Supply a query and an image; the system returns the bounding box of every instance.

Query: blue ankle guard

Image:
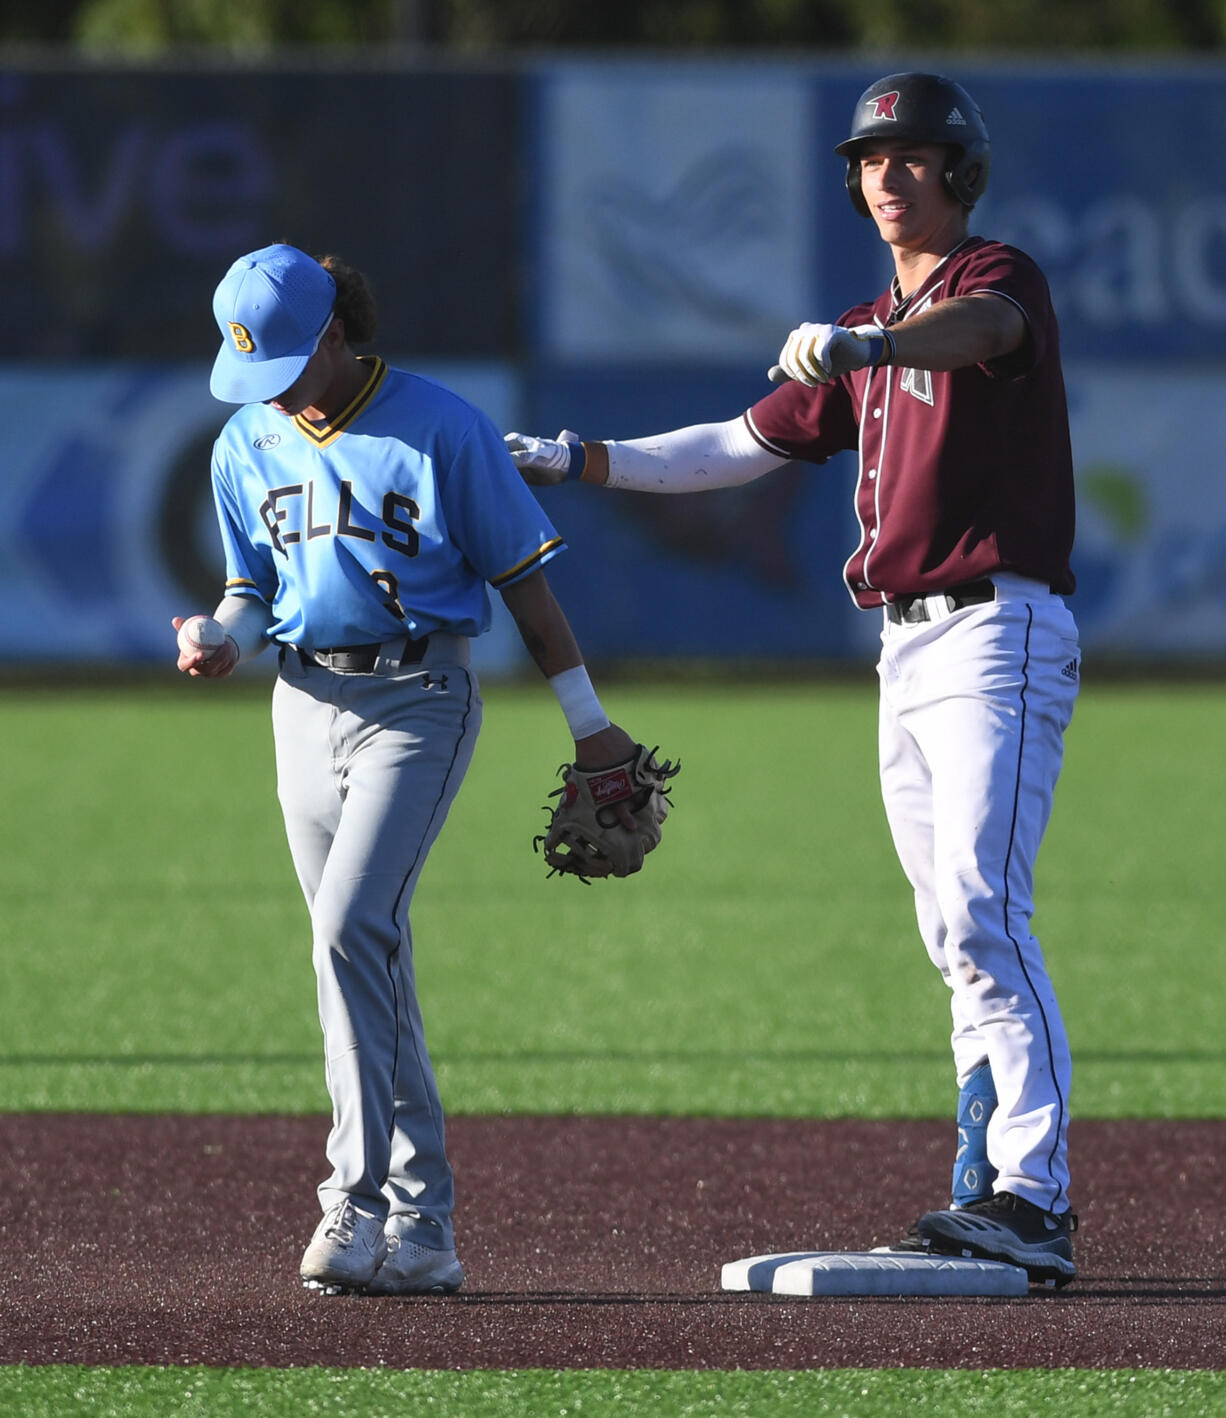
[952,1060,998,1207]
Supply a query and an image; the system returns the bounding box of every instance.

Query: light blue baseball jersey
[211,357,564,648]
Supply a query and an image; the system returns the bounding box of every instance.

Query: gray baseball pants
[272,636,480,1250]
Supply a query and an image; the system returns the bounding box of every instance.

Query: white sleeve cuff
[605,417,787,493]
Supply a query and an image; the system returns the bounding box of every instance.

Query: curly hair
[315,252,378,345]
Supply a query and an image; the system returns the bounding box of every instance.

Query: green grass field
[3,1364,1226,1418]
[2,676,1223,1414]
[2,677,1223,1116]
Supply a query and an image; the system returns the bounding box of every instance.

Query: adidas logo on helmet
[946,106,967,125]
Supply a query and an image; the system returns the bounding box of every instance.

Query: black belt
[298,638,430,673]
[885,579,996,625]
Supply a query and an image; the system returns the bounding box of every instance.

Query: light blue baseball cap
[209,244,337,404]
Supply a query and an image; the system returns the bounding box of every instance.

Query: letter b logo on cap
[228,322,255,353]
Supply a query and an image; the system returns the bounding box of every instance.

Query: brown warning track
[2,1115,1223,1370]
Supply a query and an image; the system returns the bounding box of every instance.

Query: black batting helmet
[836,72,991,217]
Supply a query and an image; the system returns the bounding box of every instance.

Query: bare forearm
[889,293,1027,370]
[500,569,582,677]
[500,568,638,767]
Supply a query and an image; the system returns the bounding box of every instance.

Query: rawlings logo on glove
[534,744,680,882]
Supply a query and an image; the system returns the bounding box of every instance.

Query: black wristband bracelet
[874,328,897,367]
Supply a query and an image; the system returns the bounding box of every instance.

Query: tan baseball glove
[534,744,680,882]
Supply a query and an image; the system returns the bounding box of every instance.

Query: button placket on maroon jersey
[848,366,890,594]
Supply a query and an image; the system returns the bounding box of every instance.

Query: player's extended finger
[503,432,535,462]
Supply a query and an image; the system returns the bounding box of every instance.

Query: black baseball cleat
[916,1191,1077,1287]
[869,1222,930,1255]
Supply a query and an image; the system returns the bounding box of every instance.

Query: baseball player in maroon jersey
[507,72,1082,1286]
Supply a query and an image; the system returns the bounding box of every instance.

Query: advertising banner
[535,61,1226,364]
[531,64,820,363]
[525,60,1226,663]
[0,67,517,360]
[4,59,1226,669]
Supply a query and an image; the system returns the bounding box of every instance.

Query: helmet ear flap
[845,159,871,219]
[949,162,982,208]
[942,151,968,207]
[942,152,990,209]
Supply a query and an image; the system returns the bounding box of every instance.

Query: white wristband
[548,665,611,740]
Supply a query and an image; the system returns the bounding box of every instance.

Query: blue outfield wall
[528,61,1226,368]
[0,66,519,361]
[2,59,1225,670]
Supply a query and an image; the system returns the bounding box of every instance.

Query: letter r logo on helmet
[228,321,255,354]
[871,91,900,121]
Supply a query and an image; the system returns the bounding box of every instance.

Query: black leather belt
[885,579,996,625]
[299,638,430,672]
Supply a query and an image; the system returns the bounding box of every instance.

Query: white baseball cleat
[300,1199,388,1295]
[364,1233,465,1296]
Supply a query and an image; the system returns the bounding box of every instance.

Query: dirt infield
[2,1114,1223,1370]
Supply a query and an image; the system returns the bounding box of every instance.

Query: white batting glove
[503,429,586,486]
[769,323,895,385]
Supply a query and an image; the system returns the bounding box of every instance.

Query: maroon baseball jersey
[745,237,1076,608]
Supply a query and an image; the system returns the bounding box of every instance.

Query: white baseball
[178,615,228,657]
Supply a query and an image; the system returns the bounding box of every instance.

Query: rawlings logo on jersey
[253,434,282,450]
[871,91,900,121]
[228,321,256,353]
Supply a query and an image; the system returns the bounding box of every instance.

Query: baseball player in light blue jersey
[175,243,653,1297]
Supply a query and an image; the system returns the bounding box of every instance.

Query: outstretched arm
[773,293,1027,385]
[505,417,787,491]
[886,293,1027,370]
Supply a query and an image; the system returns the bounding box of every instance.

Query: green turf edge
[3,1056,1224,1116]
[3,1366,1225,1418]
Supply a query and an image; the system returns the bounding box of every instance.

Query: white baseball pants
[877,574,1080,1213]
